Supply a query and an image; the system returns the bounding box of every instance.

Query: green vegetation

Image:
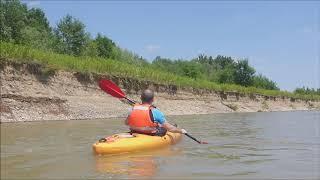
[253,74,279,90]
[152,55,278,90]
[294,87,320,96]
[1,0,319,101]
[53,14,89,56]
[0,0,148,65]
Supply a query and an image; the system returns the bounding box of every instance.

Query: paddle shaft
[185,133,202,144]
[124,97,136,105]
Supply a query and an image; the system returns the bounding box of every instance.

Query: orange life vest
[127,104,158,134]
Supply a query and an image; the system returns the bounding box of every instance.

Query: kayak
[93,132,182,155]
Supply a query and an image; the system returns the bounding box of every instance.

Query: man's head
[141,89,154,104]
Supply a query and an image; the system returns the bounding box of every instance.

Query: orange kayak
[93,132,182,155]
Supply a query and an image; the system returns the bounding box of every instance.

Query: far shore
[1,65,319,123]
[1,110,319,124]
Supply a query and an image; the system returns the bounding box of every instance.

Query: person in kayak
[125,89,187,136]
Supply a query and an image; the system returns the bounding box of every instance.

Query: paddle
[99,79,135,105]
[185,133,208,144]
[98,79,208,144]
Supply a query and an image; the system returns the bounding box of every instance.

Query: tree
[0,1,53,50]
[94,33,116,59]
[0,0,28,43]
[26,8,51,32]
[82,40,98,57]
[20,26,53,50]
[214,55,235,69]
[152,56,176,72]
[234,59,255,86]
[215,68,235,84]
[180,61,201,79]
[20,8,53,50]
[253,74,279,90]
[54,14,89,56]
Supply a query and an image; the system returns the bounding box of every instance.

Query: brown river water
[1,111,320,179]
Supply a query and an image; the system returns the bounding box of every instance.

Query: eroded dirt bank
[1,62,319,122]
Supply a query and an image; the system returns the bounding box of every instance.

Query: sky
[25,0,319,91]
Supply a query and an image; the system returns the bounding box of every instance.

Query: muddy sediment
[1,61,319,123]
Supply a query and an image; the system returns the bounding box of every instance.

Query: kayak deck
[93,132,182,154]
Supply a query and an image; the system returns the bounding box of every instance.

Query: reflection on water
[96,155,157,177]
[1,111,320,179]
[95,149,182,178]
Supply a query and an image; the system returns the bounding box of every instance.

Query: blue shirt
[151,108,166,124]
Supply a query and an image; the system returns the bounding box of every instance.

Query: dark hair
[141,89,154,103]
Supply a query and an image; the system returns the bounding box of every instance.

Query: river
[1,111,319,179]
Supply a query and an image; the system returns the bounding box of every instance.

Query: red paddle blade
[99,79,126,98]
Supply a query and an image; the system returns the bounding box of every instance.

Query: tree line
[152,55,279,90]
[2,0,316,92]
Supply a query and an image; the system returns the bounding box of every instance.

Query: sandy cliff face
[1,62,319,122]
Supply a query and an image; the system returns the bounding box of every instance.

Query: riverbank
[1,62,319,123]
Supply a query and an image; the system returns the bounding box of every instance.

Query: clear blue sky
[26,1,319,91]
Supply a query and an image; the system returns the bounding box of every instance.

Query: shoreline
[1,110,319,124]
[1,63,319,123]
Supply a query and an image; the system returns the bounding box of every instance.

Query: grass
[1,42,319,101]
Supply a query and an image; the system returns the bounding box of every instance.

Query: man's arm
[163,121,187,134]
[152,108,187,134]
